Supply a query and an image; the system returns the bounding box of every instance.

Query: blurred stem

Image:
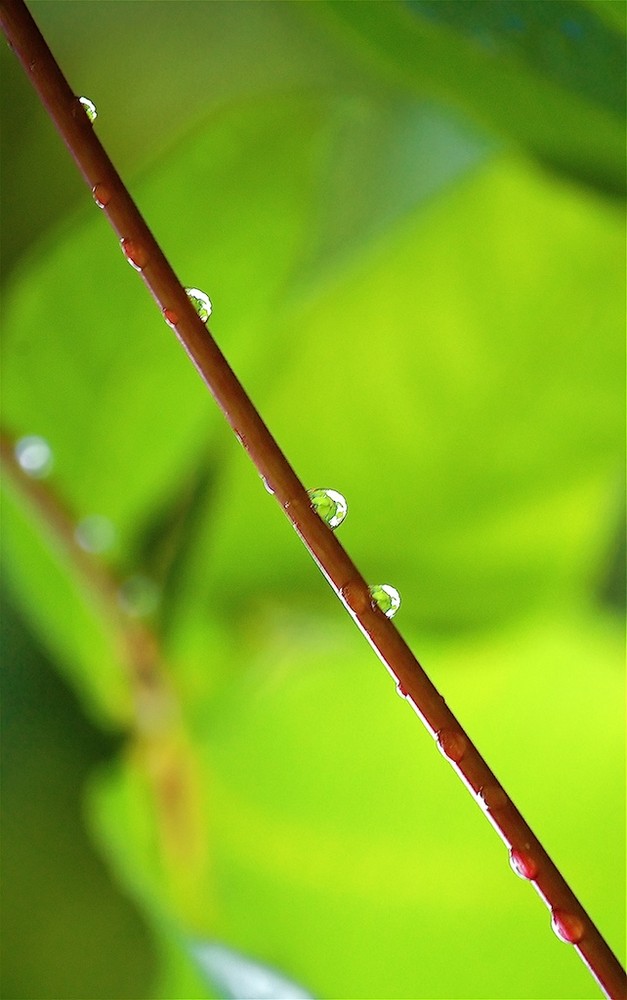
[1,1,624,996]
[0,430,212,924]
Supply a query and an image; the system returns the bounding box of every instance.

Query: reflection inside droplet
[78,96,97,122]
[551,909,585,944]
[185,287,212,322]
[75,514,116,554]
[307,488,348,529]
[121,238,149,272]
[15,435,53,478]
[118,574,160,618]
[369,583,401,618]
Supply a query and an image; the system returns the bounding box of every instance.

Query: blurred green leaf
[315,0,625,194]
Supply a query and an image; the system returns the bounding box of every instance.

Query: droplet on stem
[307,488,348,530]
[121,238,149,272]
[92,183,111,208]
[185,287,212,322]
[369,584,401,618]
[75,514,116,554]
[14,435,53,478]
[479,784,508,811]
[118,574,160,618]
[509,848,538,881]
[340,582,370,615]
[163,308,179,328]
[261,478,275,495]
[78,96,97,123]
[437,729,467,763]
[551,909,585,945]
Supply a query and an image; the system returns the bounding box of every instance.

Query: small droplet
[92,183,111,208]
[479,784,508,811]
[163,308,179,328]
[396,682,408,699]
[340,581,370,615]
[307,488,348,530]
[118,574,160,618]
[509,848,538,881]
[369,584,401,618]
[78,96,97,123]
[15,435,53,478]
[551,909,585,945]
[75,514,116,554]
[121,238,148,272]
[262,477,275,495]
[437,729,467,763]
[185,287,212,322]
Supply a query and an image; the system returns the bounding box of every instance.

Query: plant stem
[1,1,624,996]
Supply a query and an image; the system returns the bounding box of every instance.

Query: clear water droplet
[437,729,467,763]
[163,308,179,328]
[262,477,275,495]
[479,784,508,811]
[92,183,111,208]
[369,584,401,618]
[509,848,538,881]
[118,574,160,618]
[78,96,97,123]
[396,682,408,699]
[551,909,585,944]
[75,514,116,554]
[307,488,348,530]
[15,435,53,478]
[121,238,148,272]
[185,287,212,322]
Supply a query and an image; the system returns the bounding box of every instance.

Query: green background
[1,2,624,998]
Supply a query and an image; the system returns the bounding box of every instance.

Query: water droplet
[185,287,212,322]
[509,848,538,881]
[14,435,53,478]
[396,682,408,699]
[262,477,275,495]
[307,488,348,530]
[78,96,97,123]
[437,729,467,763]
[551,909,585,944]
[479,784,508,811]
[92,183,111,208]
[118,574,160,618]
[163,308,179,328]
[369,584,401,618]
[121,238,148,272]
[75,514,116,554]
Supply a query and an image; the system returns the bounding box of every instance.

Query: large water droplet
[92,183,111,208]
[369,583,401,618]
[118,574,160,618]
[551,909,585,944]
[307,488,348,530]
[75,514,116,554]
[186,287,212,322]
[121,238,148,272]
[509,848,538,881]
[15,435,53,478]
[437,729,467,763]
[78,96,97,123]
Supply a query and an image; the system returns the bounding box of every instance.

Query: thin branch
[1,1,624,996]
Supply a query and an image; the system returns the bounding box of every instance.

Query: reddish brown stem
[1,1,624,996]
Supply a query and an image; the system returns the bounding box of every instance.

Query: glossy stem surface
[1,1,624,996]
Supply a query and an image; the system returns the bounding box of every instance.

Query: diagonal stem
[1,0,624,996]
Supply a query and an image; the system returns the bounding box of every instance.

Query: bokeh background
[1,2,625,998]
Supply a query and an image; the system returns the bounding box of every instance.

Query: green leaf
[314,0,625,194]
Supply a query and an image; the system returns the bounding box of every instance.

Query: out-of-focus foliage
[1,2,624,999]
